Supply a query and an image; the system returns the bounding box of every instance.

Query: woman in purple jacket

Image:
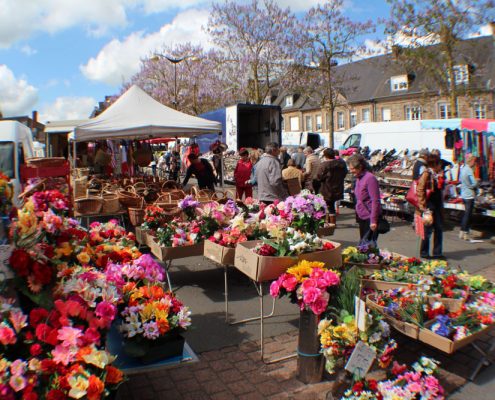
[348,154,382,241]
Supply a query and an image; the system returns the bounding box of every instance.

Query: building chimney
[31,110,38,127]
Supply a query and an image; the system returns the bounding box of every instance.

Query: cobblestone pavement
[117,265,495,400]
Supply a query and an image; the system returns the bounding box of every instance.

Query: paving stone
[200,350,225,361]
[170,367,195,382]
[217,368,244,384]
[227,380,258,396]
[150,375,177,391]
[220,345,238,354]
[130,385,159,400]
[244,369,273,385]
[195,368,218,383]
[181,390,211,400]
[269,392,290,400]
[235,359,259,373]
[200,380,226,395]
[238,392,266,400]
[238,341,259,353]
[210,392,236,400]
[225,350,249,362]
[128,374,150,388]
[257,381,283,396]
[209,359,234,372]
[177,378,202,394]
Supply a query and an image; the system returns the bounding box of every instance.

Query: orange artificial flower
[87,375,104,400]
[156,318,170,335]
[105,365,123,385]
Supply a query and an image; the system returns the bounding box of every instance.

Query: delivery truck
[198,104,282,153]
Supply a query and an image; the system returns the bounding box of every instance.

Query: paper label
[355,296,367,332]
[345,341,376,377]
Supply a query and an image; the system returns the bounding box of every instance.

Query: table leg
[164,260,173,292]
[469,339,495,381]
[224,266,229,323]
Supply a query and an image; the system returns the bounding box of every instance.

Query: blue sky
[0,0,414,123]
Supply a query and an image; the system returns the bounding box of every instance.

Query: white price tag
[345,341,376,378]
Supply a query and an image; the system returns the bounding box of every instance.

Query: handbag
[406,177,432,209]
[377,215,390,234]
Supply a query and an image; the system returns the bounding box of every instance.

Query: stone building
[269,35,495,147]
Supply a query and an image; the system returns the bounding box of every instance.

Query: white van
[341,120,452,162]
[0,121,36,206]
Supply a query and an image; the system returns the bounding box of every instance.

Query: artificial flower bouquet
[140,205,169,232]
[342,357,444,400]
[154,220,202,248]
[255,228,335,257]
[31,189,69,216]
[119,283,191,362]
[208,227,248,248]
[270,260,340,315]
[342,245,386,267]
[177,195,200,220]
[318,310,397,374]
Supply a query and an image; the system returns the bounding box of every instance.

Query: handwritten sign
[355,296,367,332]
[345,341,376,377]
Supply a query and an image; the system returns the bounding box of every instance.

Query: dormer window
[391,75,408,91]
[453,64,469,85]
[285,95,293,107]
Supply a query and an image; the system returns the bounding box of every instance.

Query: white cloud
[0,65,38,116]
[80,8,211,85]
[20,45,37,56]
[468,23,494,38]
[39,96,96,123]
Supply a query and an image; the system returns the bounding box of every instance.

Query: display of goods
[74,196,104,215]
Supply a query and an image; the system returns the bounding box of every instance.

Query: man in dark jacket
[316,148,348,216]
[182,154,217,191]
[412,149,429,180]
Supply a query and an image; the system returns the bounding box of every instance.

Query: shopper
[412,149,429,180]
[317,148,348,216]
[282,159,304,194]
[291,146,306,169]
[459,154,479,241]
[416,154,445,259]
[233,148,253,200]
[255,142,288,205]
[303,146,321,193]
[182,153,216,191]
[348,154,381,242]
[279,146,291,169]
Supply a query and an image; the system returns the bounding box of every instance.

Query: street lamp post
[164,56,185,110]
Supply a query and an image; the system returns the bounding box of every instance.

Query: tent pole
[72,140,76,170]
[219,132,224,188]
[175,136,180,184]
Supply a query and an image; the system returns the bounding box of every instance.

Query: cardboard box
[345,262,384,275]
[203,240,236,266]
[360,279,417,291]
[135,227,148,245]
[234,240,342,282]
[366,294,419,339]
[419,320,495,354]
[148,238,204,261]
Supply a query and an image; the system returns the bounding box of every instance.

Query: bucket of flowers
[119,283,191,363]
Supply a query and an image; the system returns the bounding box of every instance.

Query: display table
[106,324,198,375]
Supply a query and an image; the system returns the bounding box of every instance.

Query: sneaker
[458,230,465,239]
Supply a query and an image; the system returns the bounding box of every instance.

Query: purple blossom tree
[207,0,297,104]
[386,0,495,118]
[126,42,235,115]
[284,0,375,147]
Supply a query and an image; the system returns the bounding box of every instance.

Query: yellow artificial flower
[17,201,37,236]
[55,242,73,258]
[0,359,9,373]
[341,246,358,256]
[76,252,90,265]
[82,348,115,369]
[287,260,326,282]
[68,374,89,399]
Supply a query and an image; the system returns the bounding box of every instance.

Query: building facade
[270,36,495,147]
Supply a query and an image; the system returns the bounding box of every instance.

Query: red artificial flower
[368,380,378,392]
[323,242,335,250]
[391,361,407,376]
[32,261,53,285]
[30,343,43,356]
[105,366,124,385]
[30,308,49,328]
[46,390,67,400]
[35,324,58,346]
[352,381,364,393]
[86,375,104,400]
[9,248,32,277]
[21,385,38,400]
[40,359,57,374]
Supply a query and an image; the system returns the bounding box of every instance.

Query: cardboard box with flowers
[234,228,341,282]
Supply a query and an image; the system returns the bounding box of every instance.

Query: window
[452,65,469,85]
[0,142,15,179]
[289,116,299,131]
[405,105,422,120]
[391,75,408,91]
[382,108,392,122]
[473,103,486,119]
[281,117,285,131]
[438,102,452,119]
[362,108,370,123]
[263,96,271,105]
[285,95,293,107]
[350,111,357,127]
[305,115,313,131]
[343,134,362,149]
[337,112,345,130]
[316,115,322,131]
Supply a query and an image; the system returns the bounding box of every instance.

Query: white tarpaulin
[73,85,222,142]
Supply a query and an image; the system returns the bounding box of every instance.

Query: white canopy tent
[73,85,222,141]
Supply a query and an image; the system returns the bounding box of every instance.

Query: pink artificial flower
[406,382,422,393]
[321,271,340,287]
[281,275,298,292]
[9,311,27,333]
[9,360,26,377]
[301,278,317,291]
[57,326,82,347]
[310,268,325,280]
[0,323,16,346]
[302,286,322,304]
[8,375,26,392]
[51,344,76,366]
[82,327,101,345]
[270,280,281,297]
[95,301,117,323]
[310,296,329,315]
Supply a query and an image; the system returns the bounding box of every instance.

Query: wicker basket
[162,180,181,191]
[73,177,88,199]
[128,198,146,226]
[102,193,120,214]
[74,197,103,215]
[117,189,142,208]
[75,168,90,178]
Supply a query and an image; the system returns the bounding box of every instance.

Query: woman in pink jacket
[234,148,253,200]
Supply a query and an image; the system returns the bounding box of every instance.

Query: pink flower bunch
[209,227,248,248]
[105,254,164,287]
[31,190,69,215]
[270,261,340,315]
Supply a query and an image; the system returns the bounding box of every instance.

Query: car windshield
[344,134,361,149]
[0,142,15,178]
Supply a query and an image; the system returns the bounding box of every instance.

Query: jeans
[421,206,443,257]
[461,198,474,232]
[357,216,379,242]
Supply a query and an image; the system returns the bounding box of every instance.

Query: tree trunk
[328,105,335,148]
[442,28,458,118]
